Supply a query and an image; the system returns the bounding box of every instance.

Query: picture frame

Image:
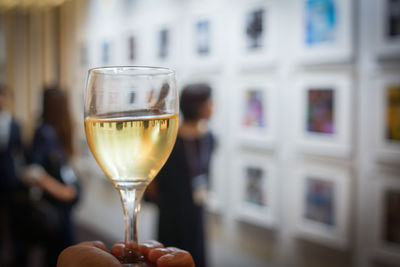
[234,0,278,70]
[182,2,224,72]
[295,0,354,64]
[101,41,111,65]
[158,28,169,61]
[294,162,351,250]
[127,35,136,63]
[150,22,180,69]
[294,73,353,158]
[371,170,400,264]
[233,76,277,150]
[123,28,143,66]
[98,37,121,67]
[233,152,278,228]
[374,0,400,60]
[374,74,400,164]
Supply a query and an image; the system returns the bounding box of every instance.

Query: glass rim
[88,66,175,76]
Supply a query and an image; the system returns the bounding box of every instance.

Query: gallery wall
[24,0,400,266]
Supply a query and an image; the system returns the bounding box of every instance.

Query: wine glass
[84,66,178,266]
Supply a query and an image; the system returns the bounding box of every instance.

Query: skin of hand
[23,164,77,202]
[57,240,195,267]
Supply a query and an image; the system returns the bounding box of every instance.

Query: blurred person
[153,84,215,267]
[0,85,23,266]
[57,240,194,267]
[22,86,80,267]
[0,85,22,194]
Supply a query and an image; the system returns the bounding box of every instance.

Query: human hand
[111,240,194,267]
[57,240,195,267]
[22,164,46,186]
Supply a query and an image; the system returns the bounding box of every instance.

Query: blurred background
[0,0,400,267]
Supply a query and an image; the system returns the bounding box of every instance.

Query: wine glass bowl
[84,66,178,265]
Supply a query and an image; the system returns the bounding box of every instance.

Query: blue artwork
[159,29,169,59]
[304,177,335,226]
[305,0,337,45]
[196,20,210,55]
[102,42,110,64]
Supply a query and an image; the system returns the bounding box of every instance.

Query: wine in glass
[84,66,178,266]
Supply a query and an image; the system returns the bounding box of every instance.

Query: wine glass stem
[117,183,147,263]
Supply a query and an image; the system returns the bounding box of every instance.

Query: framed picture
[123,27,147,66]
[372,170,400,264]
[233,153,278,228]
[294,162,351,249]
[196,20,210,55]
[182,3,224,72]
[158,28,169,60]
[295,0,353,64]
[99,38,121,66]
[233,77,277,149]
[294,73,353,158]
[235,0,277,69]
[152,23,180,68]
[128,35,136,62]
[137,12,180,68]
[375,0,400,59]
[374,74,400,164]
[102,41,111,65]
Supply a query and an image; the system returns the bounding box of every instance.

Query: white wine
[84,112,178,188]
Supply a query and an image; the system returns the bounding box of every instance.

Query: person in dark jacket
[0,85,22,195]
[0,85,24,266]
[23,86,80,267]
[155,83,214,267]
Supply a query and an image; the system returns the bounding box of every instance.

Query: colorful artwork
[244,166,266,207]
[386,86,400,141]
[306,88,335,134]
[159,28,169,59]
[242,89,265,128]
[196,20,210,55]
[383,190,400,244]
[246,9,265,50]
[128,36,135,61]
[305,0,337,45]
[304,177,335,226]
[387,0,400,38]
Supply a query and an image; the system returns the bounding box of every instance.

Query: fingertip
[148,248,170,263]
[156,249,195,267]
[111,243,125,258]
[139,240,164,259]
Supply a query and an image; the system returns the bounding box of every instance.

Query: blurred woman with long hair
[24,86,80,267]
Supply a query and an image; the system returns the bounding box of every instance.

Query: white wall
[61,0,400,266]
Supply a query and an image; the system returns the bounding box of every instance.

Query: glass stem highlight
[117,184,147,263]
